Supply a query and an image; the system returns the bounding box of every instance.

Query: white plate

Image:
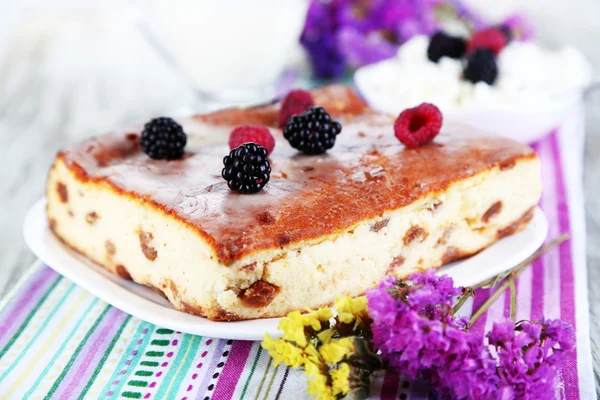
[24,198,547,340]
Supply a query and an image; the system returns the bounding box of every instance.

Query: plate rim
[24,197,548,340]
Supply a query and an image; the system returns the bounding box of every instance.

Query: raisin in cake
[46,86,541,321]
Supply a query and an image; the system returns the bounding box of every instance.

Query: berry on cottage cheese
[360,35,591,112]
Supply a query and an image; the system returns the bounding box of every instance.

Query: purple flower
[336,27,397,67]
[300,0,346,78]
[431,328,499,399]
[487,319,576,399]
[367,271,499,399]
[300,0,489,77]
[301,32,346,79]
[367,271,575,399]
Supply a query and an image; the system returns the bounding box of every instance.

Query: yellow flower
[304,343,322,366]
[335,296,368,323]
[314,307,334,322]
[305,365,334,400]
[302,313,323,331]
[279,312,308,347]
[317,328,334,344]
[319,337,354,364]
[301,308,332,330]
[262,333,276,351]
[303,359,322,378]
[331,362,351,396]
[261,334,305,368]
[278,308,334,347]
[305,360,350,400]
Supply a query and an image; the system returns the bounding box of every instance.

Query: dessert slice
[46,85,541,321]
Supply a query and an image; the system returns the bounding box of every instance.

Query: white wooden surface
[0,9,598,393]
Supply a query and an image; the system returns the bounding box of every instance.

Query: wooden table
[0,24,598,394]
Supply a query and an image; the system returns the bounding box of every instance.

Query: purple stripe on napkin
[551,132,579,400]
[0,267,57,348]
[55,307,129,399]
[212,340,253,400]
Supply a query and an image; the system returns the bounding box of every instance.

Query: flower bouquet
[261,235,574,399]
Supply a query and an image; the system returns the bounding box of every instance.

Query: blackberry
[283,107,342,155]
[222,143,271,194]
[463,48,498,85]
[427,31,466,63]
[139,117,187,160]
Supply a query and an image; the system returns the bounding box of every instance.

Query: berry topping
[229,125,275,155]
[467,28,507,55]
[394,103,442,148]
[427,31,466,63]
[279,89,314,127]
[283,106,342,155]
[463,48,498,85]
[222,143,271,194]
[139,117,187,160]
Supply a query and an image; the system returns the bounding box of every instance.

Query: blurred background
[0,0,598,382]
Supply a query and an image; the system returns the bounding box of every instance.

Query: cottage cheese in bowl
[355,35,592,142]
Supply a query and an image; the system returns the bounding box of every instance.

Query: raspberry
[139,117,187,160]
[427,31,466,63]
[229,125,275,155]
[463,48,498,85]
[279,89,314,127]
[283,107,342,155]
[467,28,507,55]
[394,103,443,148]
[222,143,271,194]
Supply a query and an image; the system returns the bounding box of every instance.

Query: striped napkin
[0,105,595,399]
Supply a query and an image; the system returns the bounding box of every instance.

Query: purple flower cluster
[300,1,535,79]
[367,271,576,399]
[301,0,440,78]
[488,319,576,399]
[301,1,346,79]
[367,271,498,398]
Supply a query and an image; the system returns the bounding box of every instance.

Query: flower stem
[452,287,473,315]
[469,234,569,326]
[509,274,517,320]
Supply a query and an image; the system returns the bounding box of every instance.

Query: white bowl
[143,0,309,104]
[354,58,587,144]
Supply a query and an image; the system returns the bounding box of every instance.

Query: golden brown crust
[441,246,462,265]
[51,85,538,266]
[193,84,369,127]
[497,207,535,239]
